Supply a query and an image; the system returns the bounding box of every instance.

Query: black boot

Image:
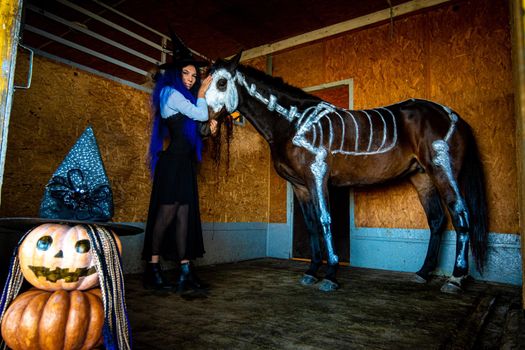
[176,262,209,293]
[143,263,173,290]
[188,262,210,289]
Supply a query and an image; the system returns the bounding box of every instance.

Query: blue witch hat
[0,126,141,235]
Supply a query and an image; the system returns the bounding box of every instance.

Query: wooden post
[0,0,23,205]
[511,0,525,309]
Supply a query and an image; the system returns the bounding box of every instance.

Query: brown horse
[205,52,488,293]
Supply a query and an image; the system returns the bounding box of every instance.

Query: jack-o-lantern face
[18,223,122,291]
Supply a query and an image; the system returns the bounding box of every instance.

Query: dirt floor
[125,259,524,350]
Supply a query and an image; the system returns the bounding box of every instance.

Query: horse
[205,52,488,293]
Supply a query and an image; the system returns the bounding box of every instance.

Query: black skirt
[142,116,205,261]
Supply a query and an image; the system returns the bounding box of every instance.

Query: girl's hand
[198,76,213,98]
[209,119,218,135]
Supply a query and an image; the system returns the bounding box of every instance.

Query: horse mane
[236,64,322,104]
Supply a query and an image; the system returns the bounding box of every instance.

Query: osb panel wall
[270,0,516,233]
[1,52,274,224]
[427,0,516,233]
[199,56,272,222]
[0,54,152,222]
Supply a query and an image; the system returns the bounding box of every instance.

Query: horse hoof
[440,276,467,294]
[318,279,339,292]
[300,274,318,286]
[412,273,428,284]
[440,282,463,294]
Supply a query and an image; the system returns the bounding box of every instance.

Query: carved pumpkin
[18,223,122,291]
[1,288,104,350]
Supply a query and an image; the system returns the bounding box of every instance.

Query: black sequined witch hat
[158,31,209,71]
[0,126,142,235]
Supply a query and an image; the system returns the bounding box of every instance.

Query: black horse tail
[461,129,488,273]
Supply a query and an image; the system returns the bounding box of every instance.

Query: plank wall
[0,54,272,224]
[0,55,152,222]
[0,0,516,237]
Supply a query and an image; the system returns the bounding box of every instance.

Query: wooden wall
[0,55,152,222]
[269,0,517,234]
[0,0,516,237]
[0,54,273,224]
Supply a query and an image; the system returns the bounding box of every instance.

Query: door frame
[511,0,525,308]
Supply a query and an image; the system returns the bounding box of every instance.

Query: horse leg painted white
[292,110,340,291]
[307,149,340,292]
[431,140,471,293]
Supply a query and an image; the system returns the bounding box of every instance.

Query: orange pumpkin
[1,288,104,350]
[18,223,122,291]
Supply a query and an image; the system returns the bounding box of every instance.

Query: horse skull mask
[206,52,242,114]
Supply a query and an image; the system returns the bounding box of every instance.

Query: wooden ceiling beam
[238,0,453,61]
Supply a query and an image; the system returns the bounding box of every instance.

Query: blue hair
[148,67,203,175]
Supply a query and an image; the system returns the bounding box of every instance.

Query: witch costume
[141,33,211,292]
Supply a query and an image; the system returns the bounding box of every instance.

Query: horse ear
[228,50,243,71]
